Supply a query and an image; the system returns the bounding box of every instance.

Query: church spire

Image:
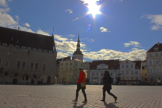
[77,34,80,49]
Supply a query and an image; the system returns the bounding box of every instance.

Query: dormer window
[154,47,158,51]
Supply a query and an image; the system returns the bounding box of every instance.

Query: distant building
[141,60,147,84]
[146,42,162,85]
[89,60,120,85]
[119,60,142,85]
[0,27,57,84]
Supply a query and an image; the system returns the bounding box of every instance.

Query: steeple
[52,33,56,51]
[77,34,80,49]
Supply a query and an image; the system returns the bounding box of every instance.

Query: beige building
[58,59,83,84]
[147,42,162,85]
[0,27,57,84]
[141,60,147,84]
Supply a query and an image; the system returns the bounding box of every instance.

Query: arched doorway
[47,76,51,84]
[13,79,17,84]
[150,78,154,85]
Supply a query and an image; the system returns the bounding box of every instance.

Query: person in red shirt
[72,67,87,103]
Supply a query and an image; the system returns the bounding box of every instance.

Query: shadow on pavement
[73,103,86,108]
[104,102,119,108]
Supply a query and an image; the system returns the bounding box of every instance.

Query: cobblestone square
[0,85,162,108]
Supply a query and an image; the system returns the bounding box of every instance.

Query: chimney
[158,42,160,46]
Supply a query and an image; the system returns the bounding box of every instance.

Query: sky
[0,0,162,62]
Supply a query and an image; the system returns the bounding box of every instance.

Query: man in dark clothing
[101,71,117,102]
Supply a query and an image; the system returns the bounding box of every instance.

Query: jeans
[103,88,116,100]
[75,83,87,101]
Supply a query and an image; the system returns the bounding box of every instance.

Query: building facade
[0,27,57,84]
[147,42,162,85]
[119,60,142,85]
[141,60,147,84]
[89,60,120,85]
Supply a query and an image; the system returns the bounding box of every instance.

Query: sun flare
[83,0,101,18]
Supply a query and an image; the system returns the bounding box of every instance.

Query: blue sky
[0,0,162,62]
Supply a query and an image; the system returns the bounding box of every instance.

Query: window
[43,64,46,71]
[96,73,98,76]
[126,65,128,68]
[101,73,103,76]
[155,53,158,56]
[66,63,68,66]
[70,63,72,65]
[157,68,159,73]
[149,61,152,65]
[92,73,94,76]
[122,65,124,68]
[35,63,38,70]
[5,61,8,67]
[126,77,129,80]
[154,47,158,51]
[149,54,151,57]
[131,65,133,68]
[131,71,133,75]
[135,71,138,74]
[156,61,159,65]
[150,68,152,73]
[122,71,124,75]
[131,76,133,80]
[30,63,34,70]
[111,73,113,76]
[17,61,20,69]
[61,63,63,66]
[126,71,129,75]
[157,77,160,82]
[160,53,162,56]
[22,62,25,69]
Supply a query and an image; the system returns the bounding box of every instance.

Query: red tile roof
[147,43,162,52]
[0,26,55,51]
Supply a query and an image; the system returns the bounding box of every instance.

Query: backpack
[109,77,113,84]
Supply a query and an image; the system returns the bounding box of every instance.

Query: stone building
[119,60,142,85]
[0,27,57,84]
[141,60,147,84]
[89,60,120,85]
[147,42,162,85]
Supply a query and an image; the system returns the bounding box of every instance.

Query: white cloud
[0,13,17,26]
[83,48,146,61]
[0,0,7,7]
[124,41,141,47]
[65,9,73,14]
[24,23,30,27]
[69,34,75,37]
[0,8,9,13]
[37,29,50,36]
[143,14,162,30]
[15,15,19,21]
[100,27,110,32]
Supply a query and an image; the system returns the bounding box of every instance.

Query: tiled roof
[147,43,162,52]
[89,60,120,69]
[0,26,55,51]
[132,61,141,69]
[73,49,83,55]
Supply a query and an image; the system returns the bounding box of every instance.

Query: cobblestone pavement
[0,85,162,108]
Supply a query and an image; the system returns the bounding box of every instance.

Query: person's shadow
[73,103,86,108]
[104,102,119,108]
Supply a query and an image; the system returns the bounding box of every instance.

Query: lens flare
[82,0,102,18]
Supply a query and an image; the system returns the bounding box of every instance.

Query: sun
[87,4,101,18]
[83,0,101,18]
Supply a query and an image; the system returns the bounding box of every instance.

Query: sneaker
[100,99,105,102]
[82,100,87,103]
[72,99,77,103]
